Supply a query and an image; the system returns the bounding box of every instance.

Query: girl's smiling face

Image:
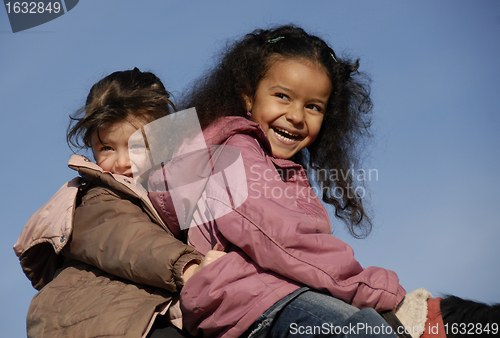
[245,58,332,159]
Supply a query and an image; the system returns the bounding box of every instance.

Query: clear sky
[1,1,500,336]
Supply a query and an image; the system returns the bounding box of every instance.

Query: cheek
[95,158,106,169]
[250,97,273,120]
[308,116,324,141]
[250,109,269,130]
[130,151,150,174]
[95,154,112,170]
[92,152,102,165]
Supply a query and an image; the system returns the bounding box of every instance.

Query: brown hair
[67,68,175,151]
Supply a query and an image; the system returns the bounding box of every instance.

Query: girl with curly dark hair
[149,25,405,338]
[183,25,374,237]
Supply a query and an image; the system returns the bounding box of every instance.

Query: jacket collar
[69,154,143,195]
[204,117,305,171]
[68,154,168,230]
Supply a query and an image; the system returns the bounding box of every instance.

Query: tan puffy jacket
[14,155,201,338]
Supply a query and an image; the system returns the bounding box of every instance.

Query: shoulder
[14,177,81,258]
[204,117,271,150]
[226,133,265,154]
[14,177,81,289]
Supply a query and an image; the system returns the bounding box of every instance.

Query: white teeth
[276,133,294,142]
[275,127,299,138]
[274,127,299,142]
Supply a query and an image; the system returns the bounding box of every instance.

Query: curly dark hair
[181,25,373,237]
[67,67,175,151]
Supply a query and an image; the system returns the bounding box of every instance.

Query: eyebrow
[270,85,295,96]
[95,136,109,146]
[93,131,107,147]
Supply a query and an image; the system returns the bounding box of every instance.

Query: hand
[196,245,226,271]
[182,244,226,283]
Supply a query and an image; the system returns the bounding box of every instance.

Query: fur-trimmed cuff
[395,288,433,338]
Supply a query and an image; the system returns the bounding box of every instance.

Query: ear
[242,94,253,112]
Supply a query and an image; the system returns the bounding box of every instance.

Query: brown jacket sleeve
[64,184,201,292]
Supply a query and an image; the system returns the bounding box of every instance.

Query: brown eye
[307,104,322,113]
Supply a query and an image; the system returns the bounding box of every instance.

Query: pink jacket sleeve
[202,133,405,311]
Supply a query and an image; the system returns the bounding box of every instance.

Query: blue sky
[1,1,500,336]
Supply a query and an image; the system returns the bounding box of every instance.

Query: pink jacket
[149,117,406,338]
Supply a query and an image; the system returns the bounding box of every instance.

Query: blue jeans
[245,288,396,338]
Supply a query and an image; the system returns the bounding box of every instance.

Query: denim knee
[343,308,396,337]
[268,291,396,337]
[286,290,358,324]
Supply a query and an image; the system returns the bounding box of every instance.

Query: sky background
[1,1,500,336]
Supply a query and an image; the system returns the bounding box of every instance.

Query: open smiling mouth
[272,127,301,142]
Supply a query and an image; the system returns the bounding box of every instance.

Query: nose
[115,151,131,173]
[285,104,305,126]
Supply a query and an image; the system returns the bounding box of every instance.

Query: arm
[204,134,405,311]
[65,184,201,292]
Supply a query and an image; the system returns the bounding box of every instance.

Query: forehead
[261,58,332,96]
[267,55,329,73]
[92,116,147,144]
